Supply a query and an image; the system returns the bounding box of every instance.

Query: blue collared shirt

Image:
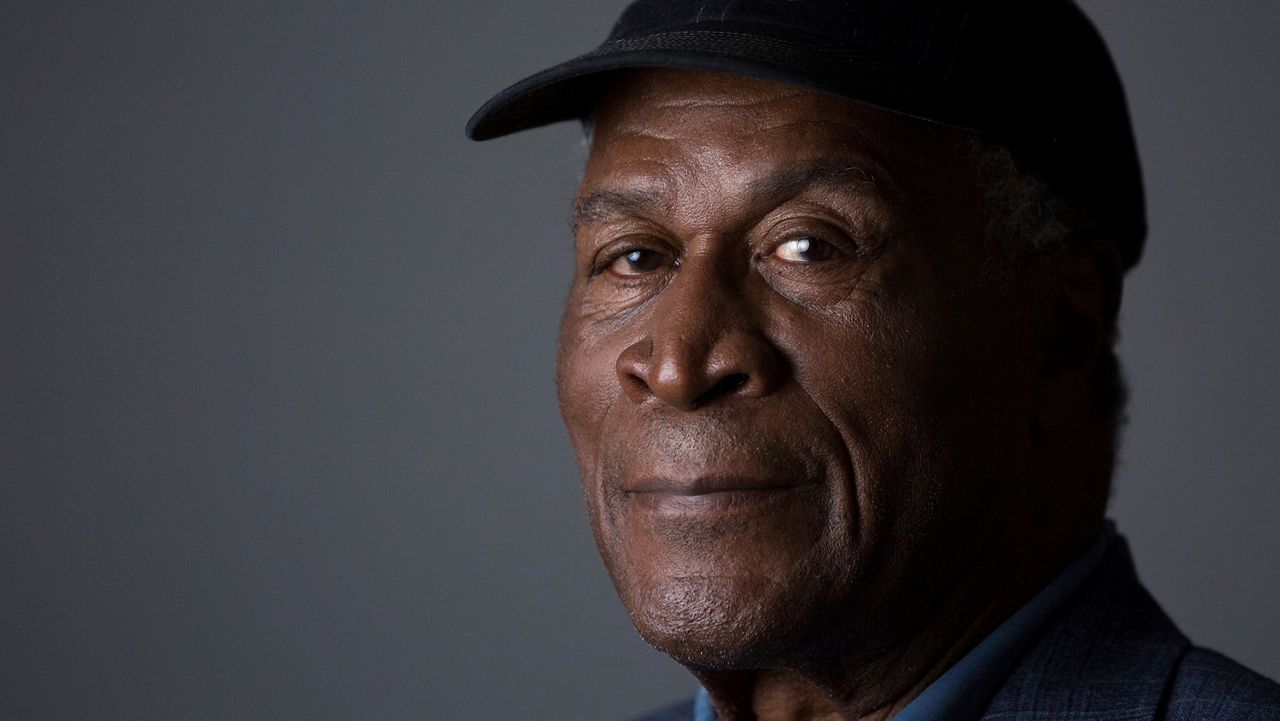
[693,526,1112,721]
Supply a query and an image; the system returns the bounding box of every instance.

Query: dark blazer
[634,536,1280,720]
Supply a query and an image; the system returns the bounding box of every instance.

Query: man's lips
[624,474,799,496]
[622,474,810,516]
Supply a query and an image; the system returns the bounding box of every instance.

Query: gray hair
[970,141,1097,261]
[970,139,1128,477]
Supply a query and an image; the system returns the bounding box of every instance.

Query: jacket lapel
[981,536,1190,721]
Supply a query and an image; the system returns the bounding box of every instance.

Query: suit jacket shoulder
[981,535,1280,720]
[1165,647,1280,720]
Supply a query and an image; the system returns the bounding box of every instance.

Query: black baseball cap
[466,0,1146,268]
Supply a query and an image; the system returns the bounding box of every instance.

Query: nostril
[619,368,652,402]
[693,373,750,407]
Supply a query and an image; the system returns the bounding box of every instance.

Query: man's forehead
[578,69,966,215]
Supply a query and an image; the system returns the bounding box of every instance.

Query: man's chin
[620,574,822,671]
[596,484,850,668]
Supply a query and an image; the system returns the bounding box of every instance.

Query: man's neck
[690,524,1102,721]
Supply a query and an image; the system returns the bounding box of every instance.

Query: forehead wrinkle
[593,124,689,146]
[613,112,900,187]
[755,115,889,147]
[647,87,813,112]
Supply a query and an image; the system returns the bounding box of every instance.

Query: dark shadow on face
[556,68,1068,672]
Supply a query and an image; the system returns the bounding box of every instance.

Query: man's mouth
[623,474,808,516]
[625,474,799,495]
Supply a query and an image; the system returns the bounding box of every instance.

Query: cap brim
[466,32,946,141]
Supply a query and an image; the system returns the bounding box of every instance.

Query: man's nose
[614,261,785,410]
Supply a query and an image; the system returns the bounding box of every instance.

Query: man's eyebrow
[747,162,886,202]
[571,188,671,234]
[570,162,888,234]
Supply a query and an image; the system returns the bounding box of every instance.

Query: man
[467,1,1280,719]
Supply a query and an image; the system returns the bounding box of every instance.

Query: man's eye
[772,236,843,263]
[609,248,667,275]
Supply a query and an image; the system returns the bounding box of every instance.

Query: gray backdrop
[2,2,1277,720]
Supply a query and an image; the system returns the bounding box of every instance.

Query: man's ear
[1038,236,1124,380]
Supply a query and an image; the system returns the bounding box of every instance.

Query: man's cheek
[557,343,607,433]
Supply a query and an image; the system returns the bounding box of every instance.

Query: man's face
[557,69,1050,669]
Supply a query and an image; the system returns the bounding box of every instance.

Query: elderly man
[468,1,1280,719]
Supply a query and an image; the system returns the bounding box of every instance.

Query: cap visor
[466,32,938,140]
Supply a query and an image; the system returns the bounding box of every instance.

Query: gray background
[2,2,1276,720]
